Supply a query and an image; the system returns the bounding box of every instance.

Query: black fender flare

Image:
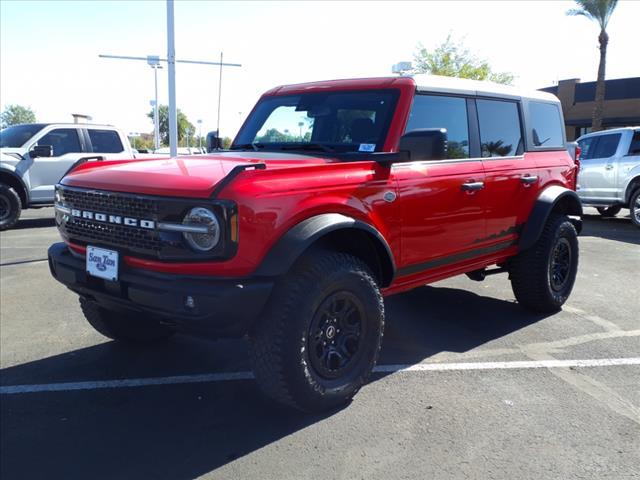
[255,213,396,287]
[0,167,30,206]
[519,185,583,252]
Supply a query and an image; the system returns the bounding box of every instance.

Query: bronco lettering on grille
[70,209,155,230]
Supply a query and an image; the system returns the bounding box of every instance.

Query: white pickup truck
[0,123,137,230]
[577,127,640,227]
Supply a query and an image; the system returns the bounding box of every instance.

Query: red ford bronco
[48,75,582,411]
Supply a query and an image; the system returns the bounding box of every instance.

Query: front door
[394,93,487,279]
[27,127,86,202]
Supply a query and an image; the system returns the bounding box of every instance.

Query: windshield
[232,90,399,154]
[0,124,47,148]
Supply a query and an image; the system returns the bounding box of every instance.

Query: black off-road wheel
[79,297,175,342]
[0,183,22,231]
[596,205,622,217]
[249,251,384,412]
[630,189,640,228]
[509,214,579,313]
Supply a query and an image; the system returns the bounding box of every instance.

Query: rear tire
[79,297,175,342]
[630,189,640,228]
[596,205,622,217]
[0,183,22,231]
[509,214,579,313]
[249,250,384,412]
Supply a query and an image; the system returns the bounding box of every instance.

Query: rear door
[394,94,487,279]
[480,99,560,245]
[27,127,87,202]
[577,133,622,202]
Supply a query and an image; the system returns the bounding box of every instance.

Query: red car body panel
[58,76,577,297]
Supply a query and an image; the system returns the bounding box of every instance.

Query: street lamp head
[147,55,161,67]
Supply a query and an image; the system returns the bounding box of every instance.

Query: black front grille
[58,187,164,258]
[56,186,237,261]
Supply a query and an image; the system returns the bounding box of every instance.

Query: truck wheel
[0,183,22,231]
[630,189,640,228]
[79,297,175,342]
[250,251,384,412]
[596,205,622,217]
[509,214,579,313]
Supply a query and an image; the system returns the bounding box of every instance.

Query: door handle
[605,164,614,170]
[461,181,485,192]
[520,175,539,185]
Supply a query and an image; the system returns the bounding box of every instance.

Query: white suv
[577,127,640,227]
[0,123,136,230]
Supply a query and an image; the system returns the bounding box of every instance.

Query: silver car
[577,127,640,227]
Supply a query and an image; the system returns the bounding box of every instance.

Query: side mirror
[30,145,53,158]
[398,128,448,161]
[206,131,222,152]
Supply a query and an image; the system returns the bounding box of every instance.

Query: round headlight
[182,207,220,252]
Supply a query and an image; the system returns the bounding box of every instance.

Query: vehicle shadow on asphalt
[10,216,56,230]
[0,286,548,479]
[580,213,639,245]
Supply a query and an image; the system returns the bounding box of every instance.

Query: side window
[88,129,124,153]
[592,134,621,158]
[577,136,598,160]
[36,129,81,156]
[477,99,522,157]
[405,95,469,159]
[628,131,640,155]
[529,102,564,147]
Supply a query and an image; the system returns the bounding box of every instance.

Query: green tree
[413,35,514,85]
[1,104,37,128]
[567,0,619,132]
[147,105,194,146]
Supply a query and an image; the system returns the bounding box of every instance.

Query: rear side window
[36,128,81,156]
[405,95,469,159]
[529,102,564,148]
[477,99,522,157]
[88,129,124,153]
[628,131,640,155]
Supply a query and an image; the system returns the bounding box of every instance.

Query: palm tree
[567,0,619,132]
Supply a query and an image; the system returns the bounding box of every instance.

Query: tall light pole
[147,56,162,150]
[166,0,178,157]
[197,119,202,150]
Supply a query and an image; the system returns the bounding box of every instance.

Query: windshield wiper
[229,143,264,151]
[278,143,335,153]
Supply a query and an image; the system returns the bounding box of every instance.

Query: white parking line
[2,357,639,395]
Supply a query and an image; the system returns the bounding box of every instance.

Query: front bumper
[48,242,273,338]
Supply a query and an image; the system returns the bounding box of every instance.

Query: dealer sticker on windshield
[86,246,119,282]
[358,143,376,152]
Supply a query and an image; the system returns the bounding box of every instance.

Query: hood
[60,151,333,198]
[0,148,27,166]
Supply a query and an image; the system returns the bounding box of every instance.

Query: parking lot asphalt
[1,207,638,480]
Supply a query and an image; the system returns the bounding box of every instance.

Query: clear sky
[1,0,637,140]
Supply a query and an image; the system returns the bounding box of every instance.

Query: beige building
[541,77,640,141]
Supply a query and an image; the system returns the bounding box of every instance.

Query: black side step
[466,267,508,282]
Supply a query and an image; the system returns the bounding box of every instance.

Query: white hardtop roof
[411,74,559,103]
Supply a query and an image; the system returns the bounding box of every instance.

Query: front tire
[630,189,640,228]
[509,215,579,313]
[596,205,622,218]
[0,183,22,231]
[249,251,384,412]
[79,298,175,342]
